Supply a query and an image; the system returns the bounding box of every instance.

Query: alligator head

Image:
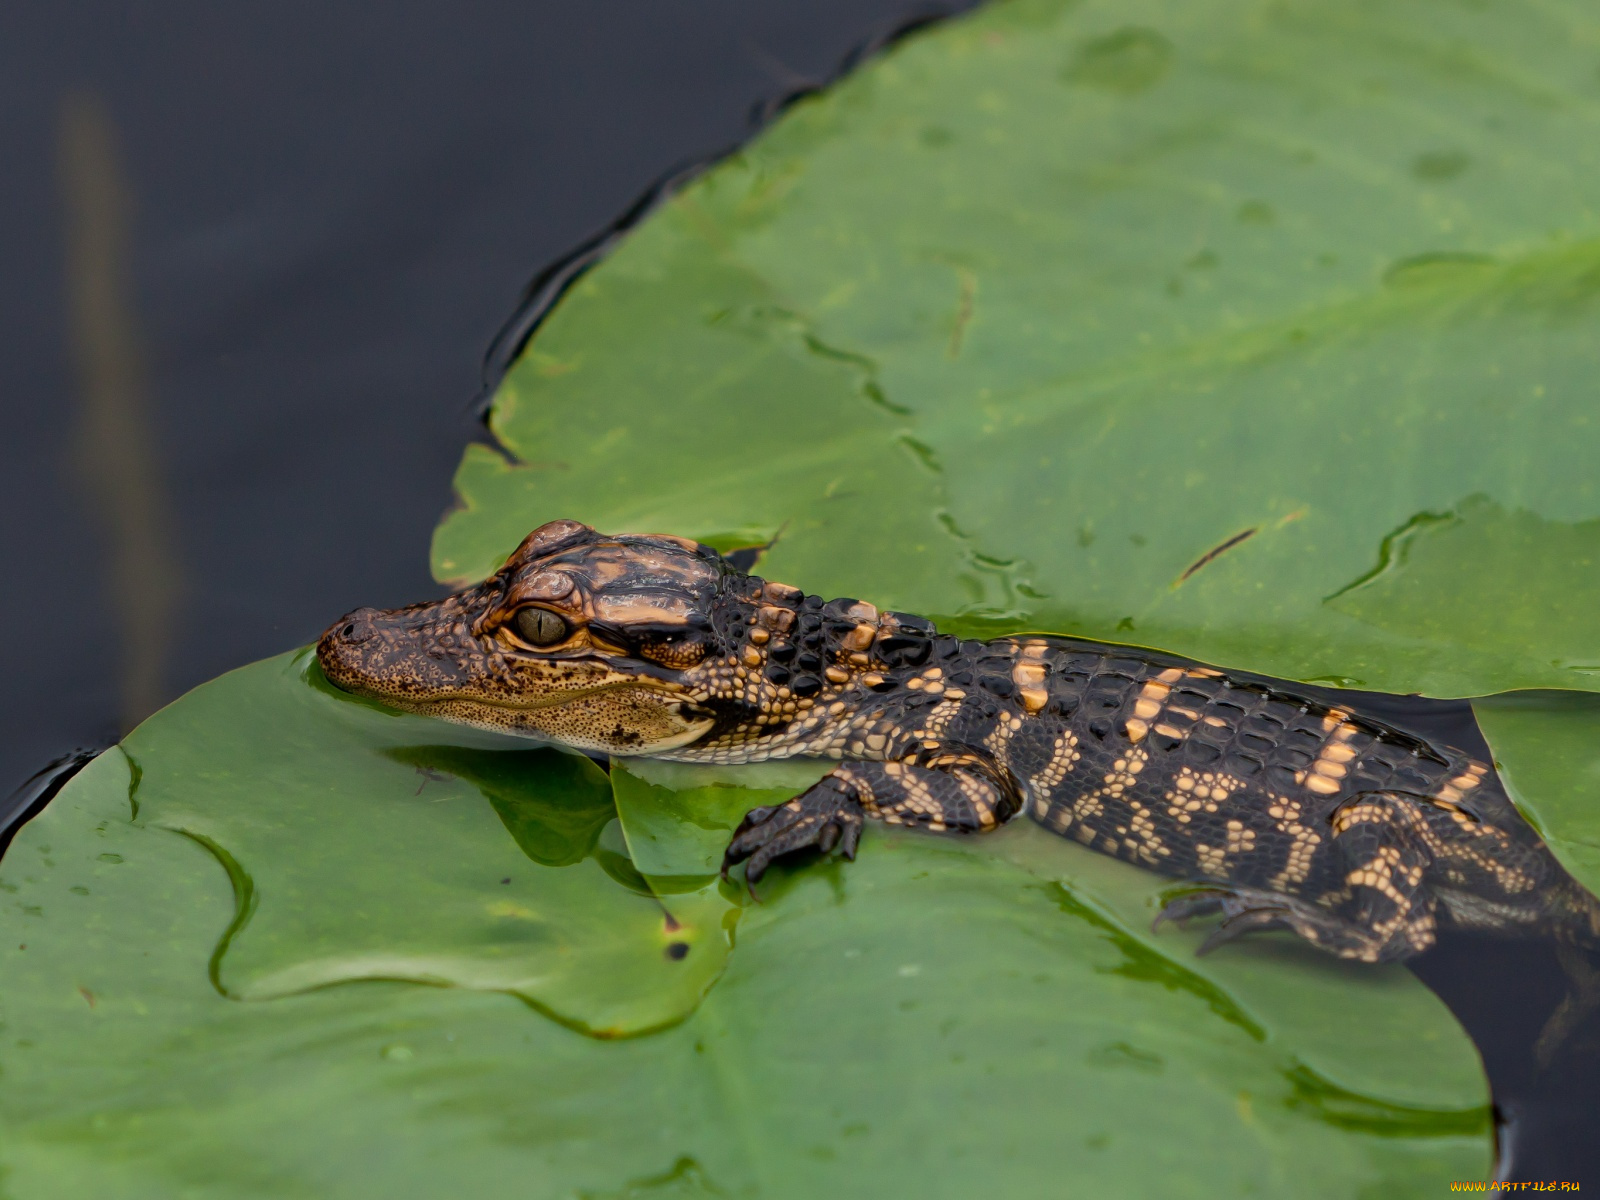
[316,520,740,754]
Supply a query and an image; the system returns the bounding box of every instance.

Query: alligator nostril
[341,623,356,638]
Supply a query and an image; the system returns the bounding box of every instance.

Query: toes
[742,819,824,883]
[719,788,864,883]
[837,815,862,861]
[730,804,781,839]
[1196,906,1290,956]
[1152,889,1230,931]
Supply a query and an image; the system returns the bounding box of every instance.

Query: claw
[1197,906,1290,956]
[1153,886,1291,956]
[1151,889,1229,933]
[719,780,865,886]
[837,817,861,861]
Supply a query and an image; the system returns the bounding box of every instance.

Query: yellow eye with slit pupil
[515,608,569,646]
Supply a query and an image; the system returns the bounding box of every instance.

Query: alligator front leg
[721,756,1019,884]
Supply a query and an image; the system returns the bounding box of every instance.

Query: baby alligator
[317,520,1600,963]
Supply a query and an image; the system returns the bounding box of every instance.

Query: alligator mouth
[431,677,689,713]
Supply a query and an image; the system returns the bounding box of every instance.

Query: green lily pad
[612,758,832,881]
[1474,691,1600,896]
[119,651,727,1035]
[436,0,1600,696]
[0,698,1488,1196]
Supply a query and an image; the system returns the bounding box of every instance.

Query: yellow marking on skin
[757,605,796,632]
[1321,708,1352,732]
[842,624,876,652]
[1321,743,1358,763]
[1224,820,1256,855]
[1202,715,1227,727]
[1014,661,1047,687]
[1305,775,1341,795]
[1311,760,1347,779]
[859,672,885,689]
[1156,668,1184,684]
[1125,718,1149,742]
[1168,706,1200,720]
[1195,844,1227,874]
[1134,699,1162,719]
[1164,768,1241,820]
[1153,722,1184,740]
[1267,807,1322,891]
[916,697,963,741]
[1019,685,1048,714]
[741,646,763,667]
[748,627,770,646]
[1436,784,1463,803]
[1187,668,1223,679]
[1431,799,1479,831]
[1030,730,1082,793]
[906,677,925,690]
[845,601,879,623]
[1449,773,1482,791]
[848,652,871,667]
[1021,641,1049,660]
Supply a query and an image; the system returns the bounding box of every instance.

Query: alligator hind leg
[1155,792,1439,963]
[721,756,1018,884]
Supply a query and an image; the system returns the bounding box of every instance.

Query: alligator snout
[316,599,483,700]
[316,607,384,694]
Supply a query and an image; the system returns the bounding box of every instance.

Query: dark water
[0,0,968,793]
[1,1,1593,1187]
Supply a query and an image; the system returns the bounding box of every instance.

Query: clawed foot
[1153,887,1295,956]
[720,777,865,886]
[1152,883,1424,962]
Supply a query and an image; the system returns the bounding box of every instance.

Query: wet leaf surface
[0,675,1487,1196]
[436,0,1600,696]
[1475,692,1600,895]
[120,652,725,1035]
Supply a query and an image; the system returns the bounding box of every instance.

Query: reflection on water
[57,93,182,734]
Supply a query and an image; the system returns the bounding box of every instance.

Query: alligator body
[317,520,1600,963]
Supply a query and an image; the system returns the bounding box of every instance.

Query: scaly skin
[317,520,1600,963]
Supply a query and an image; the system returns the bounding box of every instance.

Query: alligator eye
[514,607,569,646]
